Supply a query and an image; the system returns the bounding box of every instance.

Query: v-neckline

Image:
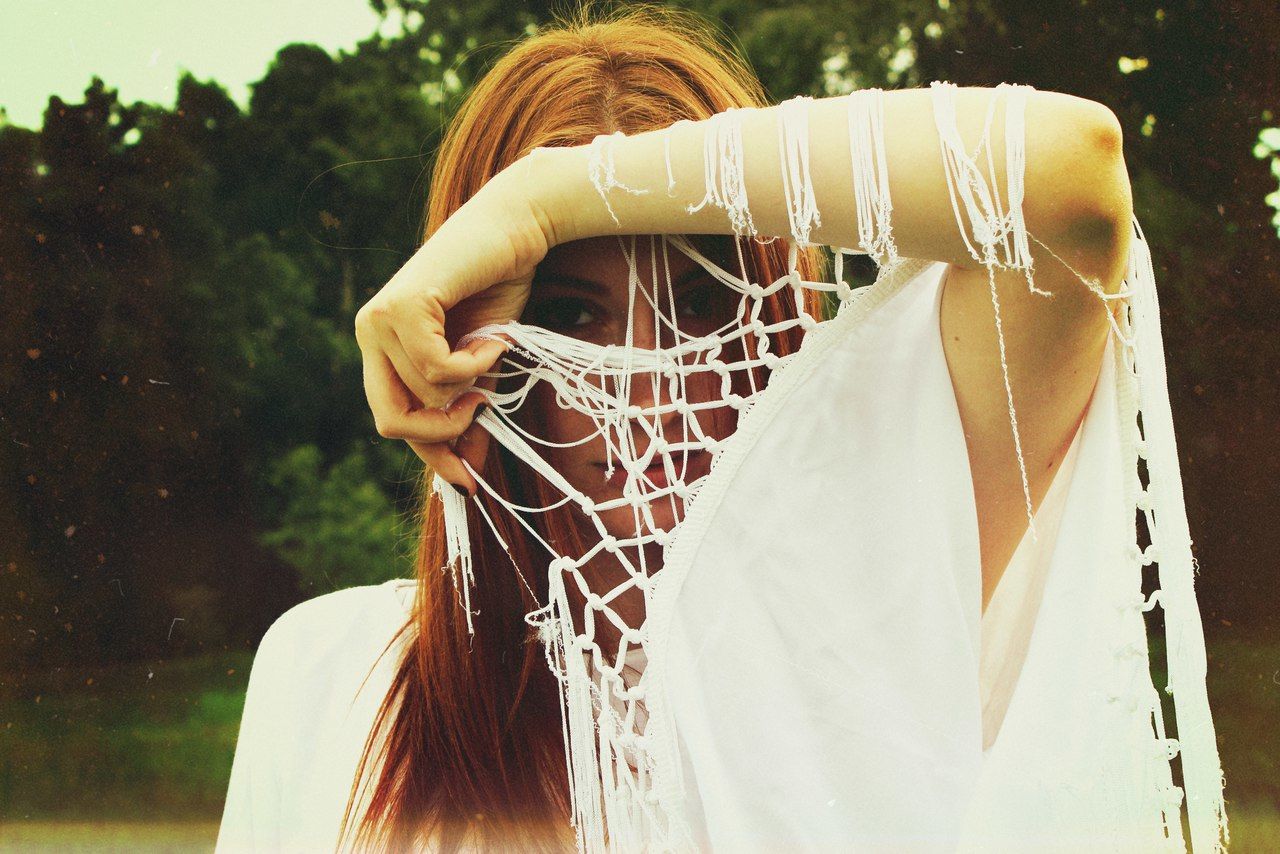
[978,417,1084,622]
[977,400,1087,757]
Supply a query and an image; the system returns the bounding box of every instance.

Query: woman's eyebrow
[532,266,709,294]
[531,272,608,295]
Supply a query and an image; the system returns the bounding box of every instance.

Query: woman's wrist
[502,144,603,249]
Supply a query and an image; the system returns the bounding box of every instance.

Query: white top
[645,258,1174,851]
[215,578,416,854]
[217,259,1170,852]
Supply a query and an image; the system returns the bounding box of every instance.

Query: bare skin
[353,87,1133,610]
[521,235,739,541]
[942,243,1125,615]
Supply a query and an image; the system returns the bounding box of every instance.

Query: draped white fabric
[215,579,416,854]
[651,259,987,851]
[646,257,1184,851]
[217,81,1229,853]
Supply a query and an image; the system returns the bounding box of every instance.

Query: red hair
[340,3,826,850]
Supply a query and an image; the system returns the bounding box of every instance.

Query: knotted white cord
[427,82,1227,853]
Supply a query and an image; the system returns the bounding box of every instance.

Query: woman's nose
[620,293,685,435]
[625,368,681,459]
[624,354,681,439]
[627,298,660,351]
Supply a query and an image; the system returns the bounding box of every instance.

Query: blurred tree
[0,0,1275,675]
[256,442,410,595]
[0,78,244,667]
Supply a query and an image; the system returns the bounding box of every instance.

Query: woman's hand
[354,161,557,494]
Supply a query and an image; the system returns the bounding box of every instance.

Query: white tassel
[846,86,899,270]
[431,473,477,635]
[685,106,757,237]
[1126,219,1230,851]
[777,94,822,248]
[587,131,650,227]
[555,576,608,852]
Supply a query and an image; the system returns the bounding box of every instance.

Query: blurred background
[0,0,1276,850]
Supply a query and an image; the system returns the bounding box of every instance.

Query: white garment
[980,414,1083,754]
[642,258,1180,852]
[214,578,415,854]
[611,474,1088,768]
[216,259,1180,852]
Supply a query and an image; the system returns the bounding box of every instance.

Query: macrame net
[429,82,1229,852]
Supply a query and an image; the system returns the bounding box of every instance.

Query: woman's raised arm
[521,84,1129,267]
[356,84,1133,489]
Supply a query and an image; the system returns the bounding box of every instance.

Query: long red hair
[340,4,827,850]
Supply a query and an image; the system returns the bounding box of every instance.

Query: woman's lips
[599,450,708,490]
[642,461,670,489]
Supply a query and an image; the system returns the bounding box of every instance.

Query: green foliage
[1255,124,1280,235]
[0,651,254,820]
[256,443,412,596]
[0,1,1276,821]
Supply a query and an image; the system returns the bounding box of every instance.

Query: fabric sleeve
[214,611,299,854]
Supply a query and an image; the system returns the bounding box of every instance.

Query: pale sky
[0,0,389,129]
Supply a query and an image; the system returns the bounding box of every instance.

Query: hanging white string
[424,81,1228,853]
[430,473,476,634]
[929,80,1040,542]
[588,131,651,227]
[777,95,823,248]
[685,106,757,237]
[846,86,899,272]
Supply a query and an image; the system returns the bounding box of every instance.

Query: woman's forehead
[535,235,732,294]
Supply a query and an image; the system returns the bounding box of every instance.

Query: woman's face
[517,235,743,540]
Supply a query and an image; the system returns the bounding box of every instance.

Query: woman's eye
[524,297,596,331]
[675,283,718,320]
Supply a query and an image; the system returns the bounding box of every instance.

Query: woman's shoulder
[263,577,415,647]
[261,576,416,656]
[250,577,417,710]
[218,578,419,852]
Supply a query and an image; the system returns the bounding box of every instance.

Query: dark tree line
[1,0,1275,672]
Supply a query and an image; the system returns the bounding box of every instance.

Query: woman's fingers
[452,410,494,491]
[401,332,509,389]
[362,347,487,443]
[403,389,487,487]
[357,291,506,395]
[432,353,500,495]
[381,325,467,410]
[410,440,475,495]
[418,356,501,495]
[356,284,511,493]
[359,313,508,443]
[409,415,492,497]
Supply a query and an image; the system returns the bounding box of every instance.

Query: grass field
[0,820,220,852]
[0,650,252,821]
[1,632,1276,849]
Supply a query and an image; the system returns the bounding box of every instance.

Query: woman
[216,4,1228,853]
